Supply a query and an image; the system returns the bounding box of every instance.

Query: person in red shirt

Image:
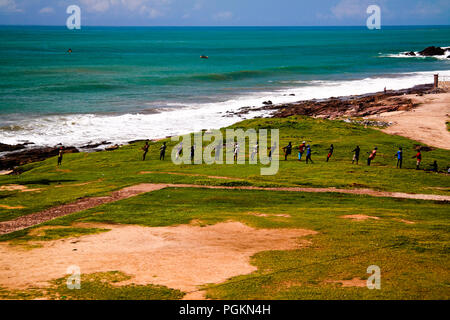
[367,147,377,166]
[298,141,306,161]
[413,150,422,170]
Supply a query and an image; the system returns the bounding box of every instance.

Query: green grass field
[0,116,449,300]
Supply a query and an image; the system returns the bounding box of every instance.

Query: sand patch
[0,204,24,210]
[393,218,415,225]
[0,170,13,176]
[375,92,450,150]
[340,215,380,221]
[0,221,316,295]
[248,212,291,218]
[0,185,41,192]
[326,277,367,288]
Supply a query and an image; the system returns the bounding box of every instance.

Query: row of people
[142,140,439,172]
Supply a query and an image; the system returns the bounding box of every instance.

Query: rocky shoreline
[404,46,450,58]
[0,142,117,172]
[226,83,439,119]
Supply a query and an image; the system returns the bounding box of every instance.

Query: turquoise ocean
[0,26,449,146]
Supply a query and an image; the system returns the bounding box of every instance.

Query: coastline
[1,83,448,171]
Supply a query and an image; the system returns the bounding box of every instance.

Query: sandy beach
[375,92,450,150]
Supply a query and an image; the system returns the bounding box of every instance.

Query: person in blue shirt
[396,147,403,168]
[305,144,313,164]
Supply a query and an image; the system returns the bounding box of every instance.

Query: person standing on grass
[190,144,196,162]
[396,147,403,168]
[326,144,334,162]
[142,141,149,161]
[367,147,377,166]
[57,147,63,166]
[305,144,313,164]
[352,146,360,164]
[430,160,438,172]
[176,142,183,160]
[282,142,292,161]
[159,142,167,160]
[215,142,222,161]
[233,142,240,161]
[251,142,258,161]
[298,141,306,161]
[413,150,422,170]
[269,142,277,161]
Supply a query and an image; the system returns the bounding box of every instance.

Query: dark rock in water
[0,143,26,152]
[418,46,446,56]
[447,55,450,59]
[262,100,273,105]
[405,51,416,56]
[0,146,79,170]
[80,141,111,149]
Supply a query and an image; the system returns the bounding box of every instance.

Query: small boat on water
[200,55,208,59]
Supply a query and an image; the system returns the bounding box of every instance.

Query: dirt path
[1,183,449,235]
[139,171,243,180]
[375,92,450,150]
[0,184,167,235]
[0,222,316,296]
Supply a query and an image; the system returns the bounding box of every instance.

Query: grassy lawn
[0,116,449,300]
[0,116,449,222]
[1,187,449,299]
[0,271,184,300]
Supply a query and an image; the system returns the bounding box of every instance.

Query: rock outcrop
[418,46,446,56]
[0,146,79,170]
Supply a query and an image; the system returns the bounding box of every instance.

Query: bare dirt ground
[374,92,450,150]
[0,184,42,192]
[247,212,291,218]
[0,221,317,298]
[1,183,449,235]
[340,215,380,221]
[0,205,25,210]
[325,277,367,287]
[392,218,416,225]
[0,184,167,235]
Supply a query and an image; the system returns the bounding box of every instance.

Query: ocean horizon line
[1,24,450,28]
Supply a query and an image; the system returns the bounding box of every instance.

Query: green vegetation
[0,116,449,300]
[1,226,109,245]
[0,271,184,300]
[0,116,449,222]
[3,187,449,299]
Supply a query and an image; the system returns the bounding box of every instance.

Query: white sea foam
[1,69,450,148]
